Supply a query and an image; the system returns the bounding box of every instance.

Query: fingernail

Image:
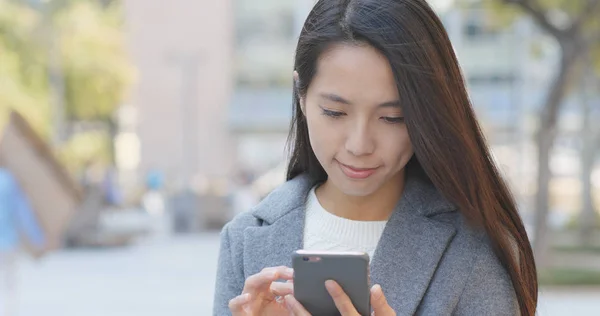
[371,284,382,299]
[325,280,336,292]
[286,268,294,275]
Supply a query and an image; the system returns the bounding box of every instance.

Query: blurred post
[166,52,203,232]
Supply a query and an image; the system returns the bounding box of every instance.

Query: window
[234,0,296,88]
[463,10,499,40]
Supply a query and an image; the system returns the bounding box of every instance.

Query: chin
[331,177,382,197]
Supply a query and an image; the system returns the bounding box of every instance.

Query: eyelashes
[320,108,405,124]
[381,117,405,124]
[321,108,345,118]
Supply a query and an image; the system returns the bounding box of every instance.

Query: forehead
[310,43,399,103]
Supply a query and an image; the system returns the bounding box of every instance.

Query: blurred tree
[0,1,51,136]
[56,1,134,122]
[579,54,600,247]
[0,0,133,175]
[487,0,600,265]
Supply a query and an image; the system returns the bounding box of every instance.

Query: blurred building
[121,0,317,195]
[123,0,236,193]
[228,0,315,175]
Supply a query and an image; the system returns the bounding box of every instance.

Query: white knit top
[303,187,388,260]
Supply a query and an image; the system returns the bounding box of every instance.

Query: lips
[337,161,378,179]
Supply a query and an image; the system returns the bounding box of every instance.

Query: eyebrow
[319,93,402,108]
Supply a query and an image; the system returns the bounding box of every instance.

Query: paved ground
[7,232,600,315]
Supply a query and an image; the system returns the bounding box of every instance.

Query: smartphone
[292,250,371,316]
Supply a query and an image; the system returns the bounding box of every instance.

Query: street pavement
[9,232,600,315]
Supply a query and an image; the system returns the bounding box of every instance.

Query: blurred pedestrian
[142,170,170,236]
[102,167,122,207]
[0,167,46,316]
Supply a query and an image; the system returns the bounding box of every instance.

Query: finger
[243,266,294,294]
[228,293,251,315]
[325,280,360,316]
[370,285,395,316]
[284,294,311,316]
[270,282,294,297]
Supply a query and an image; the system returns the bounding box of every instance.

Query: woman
[214,0,537,315]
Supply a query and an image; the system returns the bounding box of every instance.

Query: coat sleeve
[453,242,520,316]
[213,224,245,316]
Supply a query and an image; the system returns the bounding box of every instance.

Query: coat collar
[251,170,456,223]
[246,170,458,315]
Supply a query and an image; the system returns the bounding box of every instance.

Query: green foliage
[482,1,522,28]
[485,0,600,88]
[0,0,133,172]
[553,245,600,254]
[57,130,112,174]
[486,0,596,25]
[539,268,600,285]
[0,0,133,127]
[0,1,51,136]
[56,1,135,121]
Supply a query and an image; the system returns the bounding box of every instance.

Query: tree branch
[503,0,564,39]
[569,0,600,35]
[582,28,600,49]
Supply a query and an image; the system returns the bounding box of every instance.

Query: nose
[345,122,375,157]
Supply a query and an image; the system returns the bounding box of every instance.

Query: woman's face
[299,43,414,197]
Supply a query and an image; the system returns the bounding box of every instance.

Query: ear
[293,71,306,115]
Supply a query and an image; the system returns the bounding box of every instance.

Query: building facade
[123,0,236,193]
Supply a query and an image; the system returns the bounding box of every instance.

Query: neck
[315,170,406,221]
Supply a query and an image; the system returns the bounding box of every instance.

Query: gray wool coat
[212,172,519,315]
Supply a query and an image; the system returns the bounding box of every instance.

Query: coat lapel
[242,174,315,276]
[370,173,457,316]
[243,206,305,276]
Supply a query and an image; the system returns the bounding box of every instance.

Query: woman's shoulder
[429,211,510,281]
[450,215,518,312]
[436,211,515,289]
[431,210,496,250]
[424,212,517,312]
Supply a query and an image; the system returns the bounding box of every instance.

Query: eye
[321,108,345,118]
[381,117,405,124]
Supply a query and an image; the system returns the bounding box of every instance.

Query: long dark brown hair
[286,0,537,314]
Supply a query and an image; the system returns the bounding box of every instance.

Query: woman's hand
[284,281,396,316]
[228,266,295,316]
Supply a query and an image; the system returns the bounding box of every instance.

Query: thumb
[370,284,395,315]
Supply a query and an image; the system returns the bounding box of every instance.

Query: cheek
[306,112,342,162]
[380,128,413,164]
